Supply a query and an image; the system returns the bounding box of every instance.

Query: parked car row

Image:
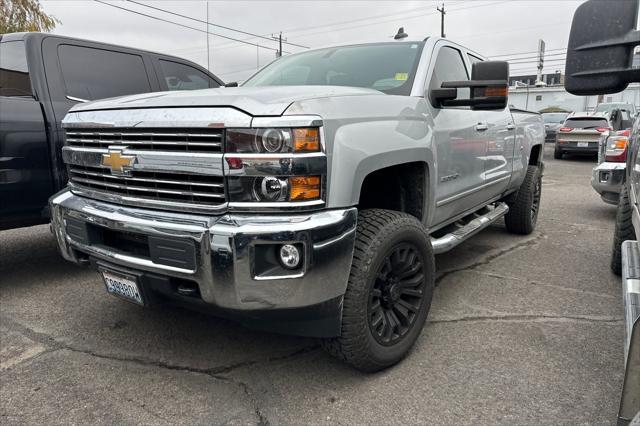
[564,0,640,423]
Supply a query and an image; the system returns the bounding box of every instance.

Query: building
[508,83,640,112]
[508,71,564,87]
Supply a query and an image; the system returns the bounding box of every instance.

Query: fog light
[279,244,301,269]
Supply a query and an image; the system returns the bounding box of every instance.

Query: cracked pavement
[0,145,625,425]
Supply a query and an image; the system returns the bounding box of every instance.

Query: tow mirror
[432,61,509,110]
[565,0,640,95]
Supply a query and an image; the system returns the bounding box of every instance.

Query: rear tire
[611,185,634,275]
[505,165,542,235]
[553,146,563,159]
[322,209,434,372]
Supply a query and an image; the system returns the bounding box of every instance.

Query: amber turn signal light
[293,128,320,152]
[613,138,629,150]
[484,86,508,97]
[290,176,321,201]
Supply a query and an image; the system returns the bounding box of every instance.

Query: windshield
[243,42,424,95]
[595,103,635,114]
[542,113,568,124]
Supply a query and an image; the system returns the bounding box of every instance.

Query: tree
[0,0,59,34]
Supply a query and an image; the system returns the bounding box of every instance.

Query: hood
[70,86,384,116]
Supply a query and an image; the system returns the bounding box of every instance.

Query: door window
[0,41,32,97]
[58,44,152,100]
[159,60,218,91]
[429,46,469,105]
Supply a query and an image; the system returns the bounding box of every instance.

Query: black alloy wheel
[368,243,425,346]
[530,174,542,226]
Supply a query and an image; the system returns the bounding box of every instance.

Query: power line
[508,57,567,65]
[490,47,567,58]
[126,0,309,49]
[499,52,567,62]
[286,1,508,41]
[93,0,283,53]
[275,3,462,36]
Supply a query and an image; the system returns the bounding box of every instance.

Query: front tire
[505,165,542,235]
[322,209,435,372]
[611,185,634,275]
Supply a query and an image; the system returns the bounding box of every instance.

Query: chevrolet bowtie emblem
[102,149,135,174]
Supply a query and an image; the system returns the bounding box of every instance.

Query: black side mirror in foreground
[432,61,509,110]
[565,0,640,95]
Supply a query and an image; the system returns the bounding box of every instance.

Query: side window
[58,44,152,101]
[429,46,469,106]
[159,60,219,91]
[0,41,32,97]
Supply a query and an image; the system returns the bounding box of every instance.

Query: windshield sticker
[395,73,408,81]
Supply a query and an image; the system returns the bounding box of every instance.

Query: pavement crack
[429,313,623,325]
[1,315,319,375]
[1,316,312,425]
[211,375,269,425]
[460,270,619,300]
[436,232,546,284]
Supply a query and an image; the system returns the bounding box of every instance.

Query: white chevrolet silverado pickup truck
[50,37,544,371]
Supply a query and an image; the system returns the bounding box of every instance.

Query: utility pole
[205,1,210,71]
[436,3,445,38]
[536,39,545,86]
[272,32,285,58]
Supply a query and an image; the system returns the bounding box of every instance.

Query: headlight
[227,128,320,153]
[228,175,322,203]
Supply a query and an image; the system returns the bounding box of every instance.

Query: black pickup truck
[0,32,223,230]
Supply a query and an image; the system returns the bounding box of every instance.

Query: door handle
[475,123,489,131]
[506,123,515,130]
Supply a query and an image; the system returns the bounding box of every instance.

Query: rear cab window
[58,44,152,101]
[564,118,609,129]
[0,41,33,97]
[158,60,219,91]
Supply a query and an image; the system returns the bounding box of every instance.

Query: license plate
[577,142,590,147]
[101,271,144,305]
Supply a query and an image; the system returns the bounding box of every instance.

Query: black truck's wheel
[322,209,434,372]
[611,185,635,275]
[553,146,563,159]
[505,165,542,235]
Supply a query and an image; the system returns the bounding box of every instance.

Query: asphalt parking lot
[0,144,625,425]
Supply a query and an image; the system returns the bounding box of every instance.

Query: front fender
[327,118,434,208]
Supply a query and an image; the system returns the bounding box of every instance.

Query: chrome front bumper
[591,162,626,205]
[50,189,356,317]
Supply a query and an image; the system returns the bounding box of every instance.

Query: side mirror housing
[565,0,640,95]
[432,61,509,110]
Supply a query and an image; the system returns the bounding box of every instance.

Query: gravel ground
[0,144,624,425]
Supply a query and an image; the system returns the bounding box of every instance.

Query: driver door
[428,43,489,226]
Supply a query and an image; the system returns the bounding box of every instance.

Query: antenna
[394,27,408,40]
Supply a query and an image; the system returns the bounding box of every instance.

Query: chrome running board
[431,202,509,254]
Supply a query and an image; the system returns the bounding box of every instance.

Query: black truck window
[159,60,218,90]
[58,44,151,100]
[0,41,32,97]
[429,46,470,102]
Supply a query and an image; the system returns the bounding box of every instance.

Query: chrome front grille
[63,126,226,213]
[65,128,223,153]
[68,165,225,206]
